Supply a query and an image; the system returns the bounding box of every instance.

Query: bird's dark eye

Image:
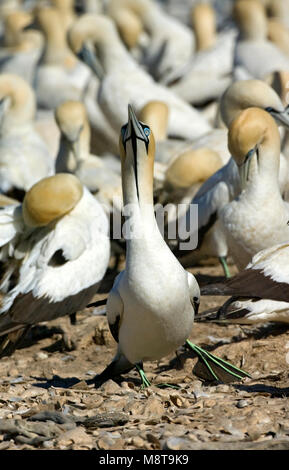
[143,127,151,137]
[265,107,276,113]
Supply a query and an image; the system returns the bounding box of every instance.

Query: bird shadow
[32,375,82,390]
[233,383,289,398]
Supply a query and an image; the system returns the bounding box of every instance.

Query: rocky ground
[0,263,289,451]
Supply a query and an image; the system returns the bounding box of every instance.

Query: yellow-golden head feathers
[228,107,280,166]
[111,8,143,49]
[55,100,90,143]
[4,11,33,46]
[139,101,169,142]
[220,79,285,127]
[166,148,222,189]
[22,174,83,227]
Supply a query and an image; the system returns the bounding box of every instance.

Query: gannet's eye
[143,127,151,137]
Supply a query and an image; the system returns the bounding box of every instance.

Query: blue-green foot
[186,340,251,382]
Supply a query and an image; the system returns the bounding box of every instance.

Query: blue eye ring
[143,127,150,137]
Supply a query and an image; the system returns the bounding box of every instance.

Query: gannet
[107,0,195,82]
[93,105,249,387]
[220,107,289,271]
[0,73,54,198]
[174,79,289,275]
[163,148,223,206]
[233,0,289,79]
[68,14,211,142]
[55,100,121,212]
[200,242,289,325]
[34,7,91,110]
[0,173,110,356]
[0,11,44,86]
[163,3,235,105]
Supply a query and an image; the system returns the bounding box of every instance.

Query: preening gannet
[0,173,110,356]
[200,242,289,325]
[93,105,249,387]
[68,14,211,142]
[0,73,53,198]
[220,107,289,270]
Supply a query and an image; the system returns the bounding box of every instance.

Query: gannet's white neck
[120,106,161,255]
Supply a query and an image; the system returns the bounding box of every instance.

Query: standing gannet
[174,79,289,275]
[68,14,211,142]
[93,105,249,387]
[233,0,289,79]
[0,73,54,198]
[220,108,289,271]
[162,2,235,105]
[34,7,91,110]
[0,11,44,86]
[107,0,195,82]
[55,100,122,211]
[0,173,110,356]
[200,242,289,325]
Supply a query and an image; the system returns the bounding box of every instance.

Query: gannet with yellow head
[0,173,110,356]
[0,73,53,198]
[34,6,91,110]
[220,108,289,270]
[162,2,235,105]
[175,79,289,275]
[67,14,211,142]
[233,0,289,79]
[55,100,122,213]
[0,11,44,86]
[93,106,249,387]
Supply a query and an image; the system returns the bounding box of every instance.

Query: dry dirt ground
[0,262,289,451]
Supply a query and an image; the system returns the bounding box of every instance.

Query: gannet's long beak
[71,138,82,164]
[238,148,255,190]
[77,42,104,80]
[126,104,148,143]
[267,105,289,128]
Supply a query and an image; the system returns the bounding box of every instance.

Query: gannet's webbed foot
[186,340,251,383]
[219,256,231,278]
[135,362,151,388]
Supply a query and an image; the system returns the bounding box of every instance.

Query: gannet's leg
[186,340,251,382]
[69,313,77,325]
[93,353,134,388]
[135,362,151,388]
[219,256,231,278]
